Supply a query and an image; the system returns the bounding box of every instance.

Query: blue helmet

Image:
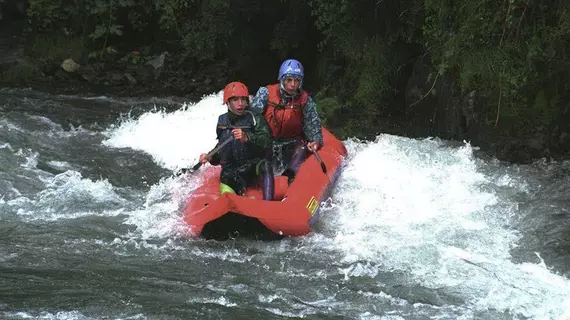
[278,59,304,81]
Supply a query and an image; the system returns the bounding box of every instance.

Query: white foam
[323,134,570,318]
[13,171,127,221]
[103,92,225,170]
[98,92,570,319]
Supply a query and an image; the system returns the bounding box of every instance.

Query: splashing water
[3,88,570,319]
[103,92,226,171]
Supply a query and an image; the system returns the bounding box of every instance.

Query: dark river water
[1,87,570,319]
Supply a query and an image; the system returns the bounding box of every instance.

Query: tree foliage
[422,0,570,133]
[25,0,570,140]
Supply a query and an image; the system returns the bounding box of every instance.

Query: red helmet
[223,82,249,104]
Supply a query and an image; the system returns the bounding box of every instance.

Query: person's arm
[209,117,224,165]
[247,113,272,151]
[250,87,269,113]
[199,140,221,166]
[302,96,324,146]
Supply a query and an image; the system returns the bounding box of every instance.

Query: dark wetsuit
[210,110,274,200]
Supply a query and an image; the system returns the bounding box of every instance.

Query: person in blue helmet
[250,59,323,182]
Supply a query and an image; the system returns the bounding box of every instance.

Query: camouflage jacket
[250,85,323,145]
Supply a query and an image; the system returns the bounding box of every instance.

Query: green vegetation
[421,0,570,135]
[18,0,570,142]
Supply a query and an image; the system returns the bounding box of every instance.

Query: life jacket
[216,110,257,166]
[264,84,309,140]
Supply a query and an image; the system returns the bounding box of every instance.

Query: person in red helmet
[198,82,274,200]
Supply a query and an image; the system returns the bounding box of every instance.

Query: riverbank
[1,38,567,164]
[2,57,567,165]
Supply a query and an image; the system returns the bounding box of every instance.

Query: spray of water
[318,135,570,318]
[99,92,570,318]
[103,92,226,171]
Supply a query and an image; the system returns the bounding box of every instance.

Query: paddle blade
[174,168,190,176]
[192,162,202,171]
[320,162,327,173]
[174,162,202,177]
[312,149,327,174]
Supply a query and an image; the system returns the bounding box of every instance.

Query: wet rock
[77,64,97,82]
[61,58,80,73]
[146,51,169,80]
[146,51,168,70]
[124,72,137,85]
[528,135,545,151]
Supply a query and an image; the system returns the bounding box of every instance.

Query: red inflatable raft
[182,127,347,240]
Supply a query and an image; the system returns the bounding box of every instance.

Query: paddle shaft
[191,136,234,171]
[174,136,234,176]
[312,147,327,173]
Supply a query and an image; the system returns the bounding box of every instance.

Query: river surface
[1,87,570,319]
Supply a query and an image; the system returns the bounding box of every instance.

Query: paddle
[311,146,327,174]
[175,136,234,176]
